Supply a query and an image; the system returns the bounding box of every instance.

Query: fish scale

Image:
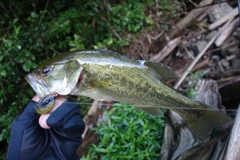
[75,63,158,106]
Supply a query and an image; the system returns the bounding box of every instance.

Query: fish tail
[183,106,233,142]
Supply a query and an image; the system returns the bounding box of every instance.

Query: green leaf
[0,54,4,62]
[95,147,106,153]
[145,17,154,25]
[23,63,31,72]
[31,12,38,18]
[0,70,7,77]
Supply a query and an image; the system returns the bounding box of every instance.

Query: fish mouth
[25,73,49,98]
[26,73,57,114]
[26,71,83,114]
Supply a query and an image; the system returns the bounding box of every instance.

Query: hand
[32,95,68,129]
[7,95,85,160]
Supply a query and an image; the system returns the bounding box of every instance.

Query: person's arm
[7,95,85,160]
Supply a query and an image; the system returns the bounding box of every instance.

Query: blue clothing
[7,100,85,160]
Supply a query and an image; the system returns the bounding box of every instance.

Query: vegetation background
[2,0,238,159]
[0,0,181,159]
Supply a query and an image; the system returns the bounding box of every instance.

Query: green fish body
[25,49,233,141]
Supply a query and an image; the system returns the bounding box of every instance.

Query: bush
[0,0,180,158]
[82,103,165,160]
[0,0,154,157]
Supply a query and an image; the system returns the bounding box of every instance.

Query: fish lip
[25,74,36,89]
[25,73,48,97]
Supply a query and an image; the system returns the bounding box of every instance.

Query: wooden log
[224,105,240,160]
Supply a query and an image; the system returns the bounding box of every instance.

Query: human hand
[7,95,85,160]
[32,95,67,129]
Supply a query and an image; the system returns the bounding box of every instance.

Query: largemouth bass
[25,49,233,141]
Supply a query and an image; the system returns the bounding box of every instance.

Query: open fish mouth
[25,73,57,114]
[25,74,49,98]
[35,94,57,114]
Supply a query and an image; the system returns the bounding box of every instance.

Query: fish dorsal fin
[144,61,177,81]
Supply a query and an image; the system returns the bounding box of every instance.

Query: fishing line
[59,101,239,112]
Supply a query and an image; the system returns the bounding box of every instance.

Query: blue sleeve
[7,100,38,160]
[7,100,85,160]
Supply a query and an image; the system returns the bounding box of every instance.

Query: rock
[231,58,240,70]
[208,3,233,22]
[221,36,239,58]
[192,40,208,55]
[205,30,218,40]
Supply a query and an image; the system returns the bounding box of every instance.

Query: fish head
[25,59,83,98]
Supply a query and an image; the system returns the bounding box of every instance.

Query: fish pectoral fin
[144,61,177,81]
[89,78,112,88]
[136,107,162,116]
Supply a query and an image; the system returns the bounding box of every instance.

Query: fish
[25,49,233,142]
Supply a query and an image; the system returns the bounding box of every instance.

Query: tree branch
[97,11,122,40]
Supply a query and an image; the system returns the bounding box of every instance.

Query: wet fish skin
[25,49,233,141]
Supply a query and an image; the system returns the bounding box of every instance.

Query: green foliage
[0,154,6,160]
[110,2,145,32]
[0,0,182,157]
[77,96,93,117]
[0,1,157,157]
[0,103,18,142]
[82,103,165,160]
[0,0,154,142]
[159,0,180,14]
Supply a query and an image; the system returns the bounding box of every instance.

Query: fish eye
[41,66,52,76]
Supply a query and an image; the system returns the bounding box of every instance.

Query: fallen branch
[207,70,240,80]
[150,37,181,62]
[190,58,209,72]
[208,7,238,30]
[218,76,240,90]
[174,18,233,89]
[81,100,99,139]
[168,0,213,39]
[97,11,122,40]
[215,18,238,46]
